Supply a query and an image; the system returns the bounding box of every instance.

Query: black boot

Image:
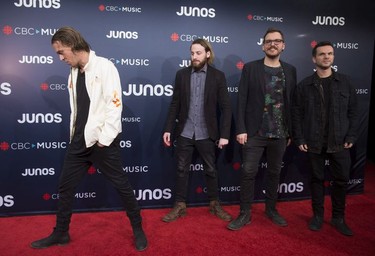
[30,228,70,249]
[133,226,148,251]
[227,210,251,231]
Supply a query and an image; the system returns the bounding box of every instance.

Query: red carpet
[1,161,375,256]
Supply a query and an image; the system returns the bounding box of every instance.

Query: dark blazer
[236,58,297,137]
[164,64,232,140]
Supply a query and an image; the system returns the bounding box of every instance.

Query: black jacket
[236,59,297,137]
[292,70,358,153]
[164,65,232,140]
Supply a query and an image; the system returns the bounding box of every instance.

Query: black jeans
[307,149,350,219]
[174,136,219,202]
[55,136,141,231]
[239,135,286,211]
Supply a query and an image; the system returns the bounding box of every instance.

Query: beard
[192,58,207,71]
[264,46,281,59]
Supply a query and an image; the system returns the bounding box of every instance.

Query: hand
[163,132,171,147]
[96,142,105,147]
[217,138,228,149]
[344,142,353,149]
[298,144,308,152]
[236,133,247,145]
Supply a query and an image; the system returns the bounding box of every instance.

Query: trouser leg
[196,139,218,201]
[308,152,326,217]
[174,136,195,202]
[239,136,265,211]
[56,148,91,232]
[329,150,350,219]
[264,138,286,210]
[92,136,141,226]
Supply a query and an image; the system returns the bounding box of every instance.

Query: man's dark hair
[312,41,334,56]
[263,27,284,41]
[51,26,90,52]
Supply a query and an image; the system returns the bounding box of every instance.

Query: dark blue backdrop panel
[0,0,373,216]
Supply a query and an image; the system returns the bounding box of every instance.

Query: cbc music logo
[40,82,67,91]
[236,61,244,70]
[0,141,67,151]
[0,195,15,208]
[176,6,216,18]
[109,58,150,67]
[310,40,359,50]
[170,33,229,44]
[312,16,345,26]
[123,83,173,97]
[1,82,12,96]
[2,25,58,36]
[14,0,61,9]
[98,4,141,13]
[122,117,141,123]
[247,13,284,22]
[42,192,97,201]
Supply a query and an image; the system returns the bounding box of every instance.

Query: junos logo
[22,167,55,176]
[14,0,61,9]
[134,188,172,201]
[17,113,62,124]
[0,195,14,207]
[176,6,216,18]
[190,164,203,172]
[263,182,304,194]
[123,83,173,97]
[312,16,345,26]
[119,140,132,148]
[106,30,138,39]
[19,55,53,64]
[1,82,12,95]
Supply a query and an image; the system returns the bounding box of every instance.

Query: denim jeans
[55,136,141,231]
[307,149,350,218]
[174,136,219,202]
[239,135,287,211]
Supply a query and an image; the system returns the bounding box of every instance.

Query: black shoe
[265,209,288,227]
[227,210,251,231]
[330,218,353,236]
[133,227,148,251]
[308,216,323,231]
[30,228,70,249]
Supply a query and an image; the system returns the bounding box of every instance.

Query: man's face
[313,45,334,70]
[262,32,285,58]
[51,41,79,68]
[190,43,210,70]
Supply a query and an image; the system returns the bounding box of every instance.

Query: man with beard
[162,38,232,223]
[227,28,296,230]
[292,41,358,236]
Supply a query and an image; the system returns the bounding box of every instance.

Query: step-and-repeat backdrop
[0,0,373,216]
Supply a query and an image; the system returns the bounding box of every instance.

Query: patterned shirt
[258,65,288,138]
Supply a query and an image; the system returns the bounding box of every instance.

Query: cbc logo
[0,195,14,207]
[41,83,67,91]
